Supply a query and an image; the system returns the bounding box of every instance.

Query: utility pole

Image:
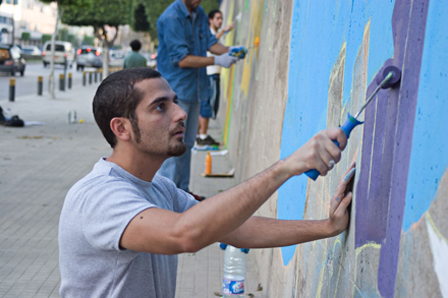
[11,0,16,46]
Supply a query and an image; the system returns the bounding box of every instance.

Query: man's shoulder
[66,164,123,199]
[153,173,177,191]
[196,5,207,17]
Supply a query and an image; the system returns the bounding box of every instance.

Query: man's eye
[156,104,165,111]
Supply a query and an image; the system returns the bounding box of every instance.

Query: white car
[42,41,75,68]
[22,46,42,56]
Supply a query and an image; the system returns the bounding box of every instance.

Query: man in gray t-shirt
[59,65,355,297]
[59,159,197,297]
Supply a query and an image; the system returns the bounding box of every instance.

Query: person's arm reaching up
[215,22,235,39]
[120,128,348,255]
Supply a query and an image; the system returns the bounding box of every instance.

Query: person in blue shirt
[157,0,244,200]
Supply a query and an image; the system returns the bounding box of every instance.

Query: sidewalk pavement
[0,81,263,297]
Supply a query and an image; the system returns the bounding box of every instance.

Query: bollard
[89,71,92,84]
[94,70,98,83]
[99,68,103,81]
[83,71,86,86]
[9,78,15,102]
[68,73,72,89]
[59,74,65,91]
[37,76,43,96]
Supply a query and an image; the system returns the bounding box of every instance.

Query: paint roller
[229,37,260,58]
[305,65,402,180]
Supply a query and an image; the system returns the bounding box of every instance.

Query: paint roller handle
[304,113,363,180]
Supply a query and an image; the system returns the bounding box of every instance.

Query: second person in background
[197,9,236,146]
[156,0,245,201]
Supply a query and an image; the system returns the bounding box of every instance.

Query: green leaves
[61,0,129,28]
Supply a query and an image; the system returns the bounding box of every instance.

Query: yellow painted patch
[240,0,264,98]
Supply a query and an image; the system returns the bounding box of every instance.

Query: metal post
[89,71,92,84]
[94,70,98,83]
[59,74,65,91]
[9,78,15,102]
[68,73,72,89]
[99,68,103,81]
[37,76,43,96]
[64,56,67,86]
[83,71,86,86]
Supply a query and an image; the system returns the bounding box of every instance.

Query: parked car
[42,41,75,68]
[109,50,125,67]
[0,44,26,76]
[22,46,42,56]
[76,46,103,71]
[144,52,157,68]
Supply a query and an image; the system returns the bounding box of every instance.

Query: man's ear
[110,117,132,142]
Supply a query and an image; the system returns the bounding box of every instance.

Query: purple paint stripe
[355,57,399,248]
[354,82,377,247]
[377,0,430,297]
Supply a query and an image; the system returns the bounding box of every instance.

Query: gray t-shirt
[59,158,198,298]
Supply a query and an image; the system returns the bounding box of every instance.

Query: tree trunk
[95,26,120,80]
[49,6,64,99]
[102,41,109,78]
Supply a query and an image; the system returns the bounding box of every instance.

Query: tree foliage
[133,3,150,32]
[41,34,52,44]
[61,0,130,47]
[21,32,30,40]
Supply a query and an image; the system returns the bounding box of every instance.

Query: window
[46,44,65,52]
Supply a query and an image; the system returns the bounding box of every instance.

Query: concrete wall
[218,0,448,297]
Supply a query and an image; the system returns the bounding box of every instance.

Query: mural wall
[218,0,447,297]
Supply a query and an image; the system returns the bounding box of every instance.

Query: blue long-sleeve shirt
[157,0,217,102]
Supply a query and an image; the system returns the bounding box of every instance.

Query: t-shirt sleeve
[154,174,198,213]
[175,188,199,212]
[80,179,156,251]
[159,16,189,66]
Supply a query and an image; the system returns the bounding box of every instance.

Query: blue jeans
[158,100,200,192]
[200,74,220,119]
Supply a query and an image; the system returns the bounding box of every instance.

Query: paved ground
[0,80,263,297]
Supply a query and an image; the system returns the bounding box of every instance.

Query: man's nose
[174,103,187,122]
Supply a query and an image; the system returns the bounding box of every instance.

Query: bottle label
[223,278,244,295]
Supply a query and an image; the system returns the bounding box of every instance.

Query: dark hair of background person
[130,39,142,52]
[93,68,162,148]
[208,9,222,20]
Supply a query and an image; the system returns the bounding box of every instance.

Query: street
[0,61,121,102]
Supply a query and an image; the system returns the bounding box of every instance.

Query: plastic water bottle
[221,244,249,298]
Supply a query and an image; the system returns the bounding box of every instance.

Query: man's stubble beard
[132,122,186,157]
[167,142,187,157]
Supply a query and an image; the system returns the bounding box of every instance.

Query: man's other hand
[214,53,239,68]
[326,163,356,236]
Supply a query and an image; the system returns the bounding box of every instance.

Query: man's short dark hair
[130,39,142,52]
[93,68,162,148]
[208,9,222,20]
